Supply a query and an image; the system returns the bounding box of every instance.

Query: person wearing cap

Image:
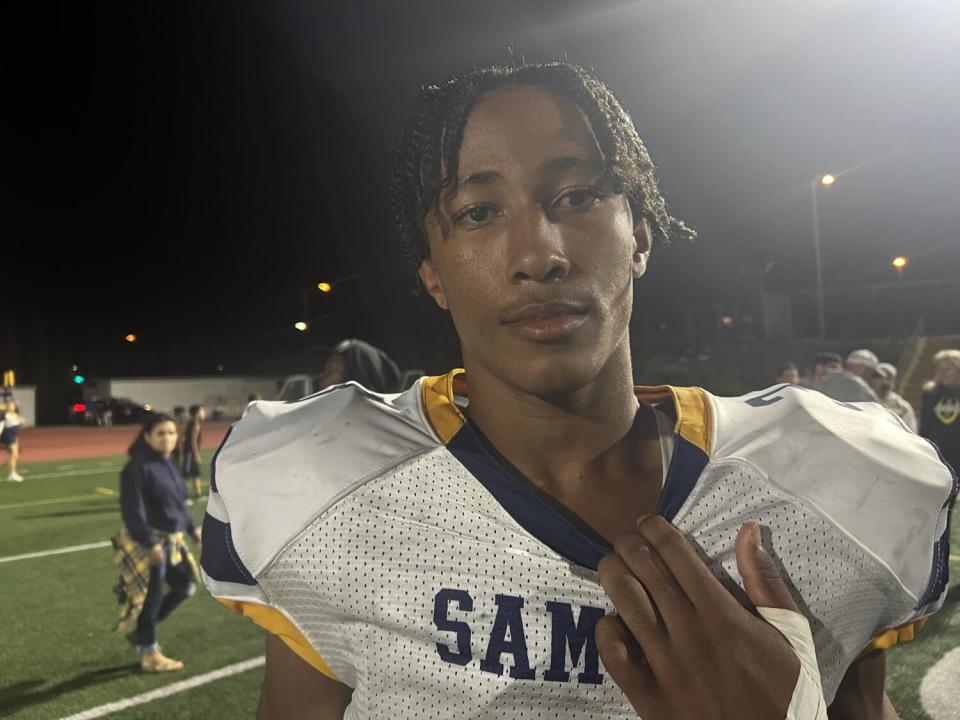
[875,363,918,432]
[810,352,843,388]
[818,349,881,404]
[920,349,960,474]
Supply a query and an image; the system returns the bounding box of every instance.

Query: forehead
[456,86,603,177]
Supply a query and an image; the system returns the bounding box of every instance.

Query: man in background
[775,362,799,385]
[875,363,917,432]
[181,405,205,504]
[818,349,880,403]
[921,349,960,474]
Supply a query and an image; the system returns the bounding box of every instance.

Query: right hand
[149,544,165,566]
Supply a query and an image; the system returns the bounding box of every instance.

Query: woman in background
[1,401,25,482]
[118,413,201,672]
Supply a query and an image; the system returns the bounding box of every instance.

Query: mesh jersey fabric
[202,373,956,717]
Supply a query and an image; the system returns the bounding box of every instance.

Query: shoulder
[704,383,956,607]
[706,383,950,487]
[201,379,441,589]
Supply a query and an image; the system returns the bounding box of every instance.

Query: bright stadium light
[125,334,138,343]
[317,282,333,293]
[294,321,308,332]
[820,173,836,186]
[891,255,909,271]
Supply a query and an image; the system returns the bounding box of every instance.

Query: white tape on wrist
[757,607,828,720]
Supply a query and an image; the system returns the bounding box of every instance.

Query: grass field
[0,452,957,719]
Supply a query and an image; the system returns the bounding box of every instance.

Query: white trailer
[85,377,281,420]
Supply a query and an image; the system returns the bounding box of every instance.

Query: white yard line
[0,493,115,511]
[0,541,112,564]
[16,466,123,480]
[57,656,266,720]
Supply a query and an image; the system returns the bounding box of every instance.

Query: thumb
[735,521,799,612]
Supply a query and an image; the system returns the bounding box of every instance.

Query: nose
[509,208,571,284]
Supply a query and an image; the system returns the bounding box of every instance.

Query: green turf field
[0,453,956,718]
[0,453,264,719]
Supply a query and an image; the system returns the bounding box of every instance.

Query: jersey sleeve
[200,380,438,682]
[713,384,957,641]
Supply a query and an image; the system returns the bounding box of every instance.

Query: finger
[612,532,692,631]
[597,553,670,666]
[635,515,737,611]
[735,522,799,612]
[595,615,660,715]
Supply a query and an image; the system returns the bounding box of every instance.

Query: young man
[181,405,205,503]
[201,63,954,719]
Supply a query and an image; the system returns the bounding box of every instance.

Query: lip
[502,302,590,341]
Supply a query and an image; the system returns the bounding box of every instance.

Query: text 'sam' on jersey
[201,371,956,718]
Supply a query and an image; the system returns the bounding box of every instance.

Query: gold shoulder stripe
[421,369,467,445]
[865,617,929,654]
[217,599,340,682]
[635,385,713,455]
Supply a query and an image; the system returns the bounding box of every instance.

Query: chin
[501,350,602,399]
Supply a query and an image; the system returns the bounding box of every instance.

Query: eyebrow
[452,156,601,196]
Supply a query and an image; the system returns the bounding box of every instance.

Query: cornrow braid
[389,61,695,280]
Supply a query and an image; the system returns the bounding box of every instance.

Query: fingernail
[635,513,653,531]
[750,521,762,547]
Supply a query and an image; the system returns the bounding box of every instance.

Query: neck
[462,341,643,492]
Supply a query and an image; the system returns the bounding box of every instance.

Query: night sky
[4,1,959,419]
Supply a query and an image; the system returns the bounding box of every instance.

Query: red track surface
[16,423,232,463]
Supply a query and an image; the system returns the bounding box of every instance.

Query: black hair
[188,405,202,417]
[127,412,177,456]
[779,362,798,374]
[389,61,694,280]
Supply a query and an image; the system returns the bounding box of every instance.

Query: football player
[201,63,955,719]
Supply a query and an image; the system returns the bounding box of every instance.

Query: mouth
[502,301,590,342]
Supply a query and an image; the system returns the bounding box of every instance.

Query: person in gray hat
[818,349,880,403]
[875,363,917,432]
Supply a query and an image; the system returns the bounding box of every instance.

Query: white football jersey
[201,371,956,717]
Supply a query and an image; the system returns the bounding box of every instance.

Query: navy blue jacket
[120,445,196,548]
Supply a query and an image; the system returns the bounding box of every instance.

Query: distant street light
[125,334,138,343]
[317,282,333,293]
[892,256,909,335]
[294,321,308,332]
[810,173,836,339]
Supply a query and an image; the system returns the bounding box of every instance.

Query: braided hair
[389,61,694,280]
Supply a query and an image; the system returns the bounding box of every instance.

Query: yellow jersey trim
[635,385,713,455]
[421,370,467,444]
[422,371,712,456]
[866,617,929,653]
[216,599,340,682]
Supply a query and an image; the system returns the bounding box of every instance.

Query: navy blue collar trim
[446,423,612,570]
[656,435,709,521]
[446,417,710,570]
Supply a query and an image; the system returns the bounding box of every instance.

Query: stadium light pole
[810,173,835,339]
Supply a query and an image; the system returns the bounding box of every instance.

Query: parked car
[68,397,154,425]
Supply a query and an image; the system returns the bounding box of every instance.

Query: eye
[555,187,603,210]
[452,204,498,228]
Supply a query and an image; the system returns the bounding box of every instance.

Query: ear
[418,259,449,310]
[632,216,653,279]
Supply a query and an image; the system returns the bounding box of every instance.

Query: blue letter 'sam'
[434,589,473,666]
[544,602,605,684]
[480,595,536,679]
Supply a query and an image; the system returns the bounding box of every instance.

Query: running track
[17,423,231,463]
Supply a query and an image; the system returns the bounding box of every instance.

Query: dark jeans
[136,545,196,649]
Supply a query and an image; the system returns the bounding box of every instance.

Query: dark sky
[3,1,959,401]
